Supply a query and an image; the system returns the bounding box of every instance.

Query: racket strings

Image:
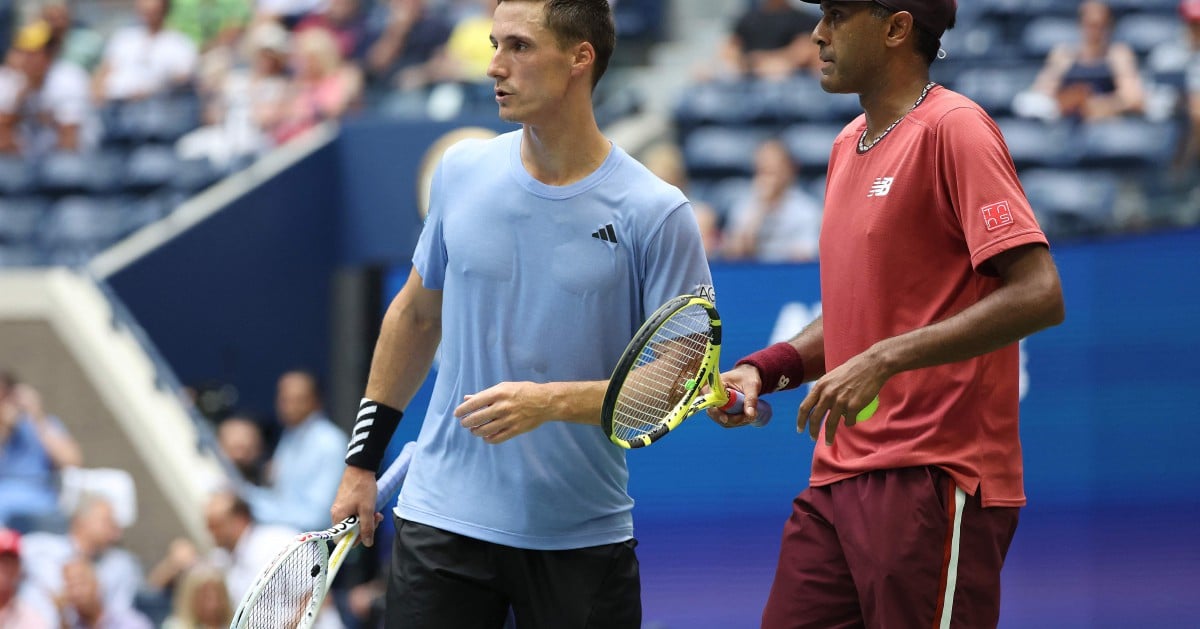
[237,542,326,629]
[611,305,711,440]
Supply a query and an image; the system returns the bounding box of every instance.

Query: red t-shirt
[813,86,1048,507]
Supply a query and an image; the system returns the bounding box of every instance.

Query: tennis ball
[855,396,880,422]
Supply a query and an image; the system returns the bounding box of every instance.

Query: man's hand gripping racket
[602,294,773,449]
[229,442,414,629]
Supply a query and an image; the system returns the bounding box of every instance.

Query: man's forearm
[870,254,1063,377]
[541,380,608,426]
[787,315,826,383]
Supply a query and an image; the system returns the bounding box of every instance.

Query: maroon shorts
[761,467,1020,629]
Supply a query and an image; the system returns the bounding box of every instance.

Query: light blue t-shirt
[398,130,713,550]
[243,413,348,532]
[0,415,68,525]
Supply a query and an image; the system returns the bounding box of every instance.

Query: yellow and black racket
[602,294,772,449]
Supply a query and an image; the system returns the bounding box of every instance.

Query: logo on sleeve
[867,177,895,197]
[693,284,716,303]
[981,201,1014,231]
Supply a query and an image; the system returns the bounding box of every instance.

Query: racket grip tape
[723,389,773,427]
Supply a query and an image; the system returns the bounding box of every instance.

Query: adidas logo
[591,223,618,244]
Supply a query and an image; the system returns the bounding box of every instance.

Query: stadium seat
[951,66,1040,117]
[145,93,203,142]
[1079,118,1179,169]
[0,196,50,244]
[980,0,1077,18]
[1114,14,1183,56]
[0,244,41,267]
[940,20,1011,62]
[781,123,843,175]
[682,126,768,179]
[979,0,1076,41]
[103,94,201,145]
[674,79,768,129]
[124,144,180,192]
[170,157,224,194]
[0,155,35,195]
[613,0,665,43]
[36,150,127,195]
[1021,168,1121,237]
[1022,16,1080,57]
[762,75,861,124]
[122,194,173,231]
[1106,0,1181,15]
[996,118,1081,169]
[40,196,130,250]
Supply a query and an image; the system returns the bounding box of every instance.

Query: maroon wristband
[735,342,805,393]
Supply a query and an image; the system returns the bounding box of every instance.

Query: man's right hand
[331,466,382,547]
[706,364,764,428]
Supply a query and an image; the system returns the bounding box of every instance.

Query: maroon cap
[0,528,20,557]
[802,0,958,38]
[1183,0,1200,22]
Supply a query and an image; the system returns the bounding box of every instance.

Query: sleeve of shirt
[412,158,448,289]
[640,202,714,318]
[935,106,1049,273]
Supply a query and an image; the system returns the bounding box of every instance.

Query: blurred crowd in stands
[0,0,1197,267]
[1,366,386,627]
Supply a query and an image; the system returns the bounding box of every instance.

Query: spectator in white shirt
[17,495,144,628]
[92,0,198,102]
[146,489,296,605]
[0,20,96,156]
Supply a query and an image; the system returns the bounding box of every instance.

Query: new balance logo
[592,224,618,244]
[775,376,790,392]
[867,177,895,197]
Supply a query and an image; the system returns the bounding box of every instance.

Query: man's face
[487,1,581,124]
[813,2,890,94]
[73,501,122,552]
[218,419,262,473]
[275,373,318,427]
[137,0,166,28]
[754,141,795,198]
[204,495,242,551]
[22,50,52,82]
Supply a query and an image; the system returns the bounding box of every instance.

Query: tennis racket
[602,294,773,449]
[229,442,414,629]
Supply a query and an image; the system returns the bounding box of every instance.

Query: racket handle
[375,441,415,510]
[725,389,773,427]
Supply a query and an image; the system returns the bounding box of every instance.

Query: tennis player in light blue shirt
[399,128,712,550]
[330,1,712,626]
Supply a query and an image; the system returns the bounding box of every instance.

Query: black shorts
[385,517,641,629]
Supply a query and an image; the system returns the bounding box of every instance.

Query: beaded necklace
[858,82,936,153]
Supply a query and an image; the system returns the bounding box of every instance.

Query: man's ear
[885,10,917,49]
[571,40,596,80]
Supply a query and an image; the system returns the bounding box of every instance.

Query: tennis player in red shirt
[709,2,1065,627]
